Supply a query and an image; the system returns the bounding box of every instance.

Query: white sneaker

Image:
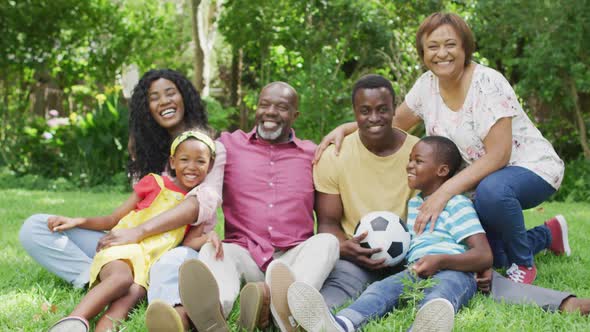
[287,281,345,332]
[411,298,455,332]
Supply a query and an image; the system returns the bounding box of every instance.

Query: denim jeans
[19,214,105,288]
[320,259,405,309]
[338,269,477,329]
[474,166,556,267]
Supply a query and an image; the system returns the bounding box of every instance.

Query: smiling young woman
[19,69,225,296]
[129,69,211,181]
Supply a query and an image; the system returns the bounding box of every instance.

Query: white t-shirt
[405,63,564,190]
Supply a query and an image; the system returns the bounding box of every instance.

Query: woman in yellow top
[47,131,221,332]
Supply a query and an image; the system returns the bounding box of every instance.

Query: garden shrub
[203,97,237,133]
[8,92,129,188]
[551,158,590,202]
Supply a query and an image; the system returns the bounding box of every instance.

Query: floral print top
[405,63,564,190]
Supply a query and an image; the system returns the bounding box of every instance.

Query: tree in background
[0,0,191,180]
[2,0,588,196]
[473,0,590,161]
[218,0,444,141]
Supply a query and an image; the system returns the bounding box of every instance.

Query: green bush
[0,167,129,192]
[551,158,590,202]
[204,97,237,132]
[7,92,129,188]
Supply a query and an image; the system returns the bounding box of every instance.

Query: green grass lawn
[1,188,589,331]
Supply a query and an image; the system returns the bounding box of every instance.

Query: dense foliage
[8,92,129,187]
[1,0,588,199]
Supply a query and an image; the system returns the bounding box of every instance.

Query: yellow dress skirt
[89,174,187,289]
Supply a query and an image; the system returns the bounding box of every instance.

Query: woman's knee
[152,246,199,270]
[475,176,518,219]
[475,175,511,204]
[19,214,51,251]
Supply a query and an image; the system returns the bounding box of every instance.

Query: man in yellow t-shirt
[314,74,419,309]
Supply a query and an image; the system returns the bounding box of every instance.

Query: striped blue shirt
[406,194,484,263]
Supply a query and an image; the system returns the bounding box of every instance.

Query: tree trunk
[191,0,204,92]
[569,78,590,160]
[235,49,249,130]
[229,47,244,131]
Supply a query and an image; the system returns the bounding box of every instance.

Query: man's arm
[315,191,347,242]
[412,233,493,277]
[315,192,386,270]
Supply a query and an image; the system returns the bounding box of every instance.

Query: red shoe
[506,263,537,284]
[545,215,571,256]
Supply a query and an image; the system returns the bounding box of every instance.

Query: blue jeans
[147,246,199,305]
[19,214,105,288]
[338,269,477,329]
[474,166,556,267]
[320,259,405,309]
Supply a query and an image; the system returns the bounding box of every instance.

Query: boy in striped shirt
[287,136,493,332]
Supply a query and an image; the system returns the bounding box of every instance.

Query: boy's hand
[411,255,443,277]
[207,231,224,260]
[340,231,387,270]
[47,216,84,232]
[476,268,493,293]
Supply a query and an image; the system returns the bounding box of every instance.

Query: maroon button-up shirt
[219,129,315,270]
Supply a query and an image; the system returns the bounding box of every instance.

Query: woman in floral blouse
[315,12,568,285]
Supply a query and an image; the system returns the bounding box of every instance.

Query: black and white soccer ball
[353,211,410,267]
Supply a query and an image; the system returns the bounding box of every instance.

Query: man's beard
[256,122,283,141]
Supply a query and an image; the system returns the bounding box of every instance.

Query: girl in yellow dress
[47,130,220,332]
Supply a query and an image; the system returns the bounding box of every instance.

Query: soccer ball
[353,211,410,267]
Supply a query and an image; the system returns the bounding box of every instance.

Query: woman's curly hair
[128,69,209,180]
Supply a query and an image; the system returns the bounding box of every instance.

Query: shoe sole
[145,300,184,332]
[179,259,229,332]
[412,298,455,332]
[555,215,571,256]
[287,282,341,332]
[269,261,298,332]
[48,317,88,332]
[238,282,269,331]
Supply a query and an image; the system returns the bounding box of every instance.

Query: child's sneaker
[411,298,455,332]
[545,215,571,256]
[506,263,537,284]
[287,281,346,332]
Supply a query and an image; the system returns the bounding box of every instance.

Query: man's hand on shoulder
[340,231,388,270]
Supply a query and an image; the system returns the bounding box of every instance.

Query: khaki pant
[198,233,340,316]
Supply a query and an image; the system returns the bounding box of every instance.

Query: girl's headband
[170,130,216,159]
